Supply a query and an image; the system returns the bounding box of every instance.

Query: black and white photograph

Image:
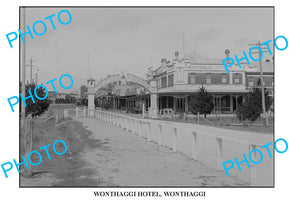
[18,7,275,187]
[3,0,300,212]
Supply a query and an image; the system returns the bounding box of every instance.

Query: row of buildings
[82,49,274,114]
[48,91,80,103]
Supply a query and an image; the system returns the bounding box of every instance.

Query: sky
[22,7,273,93]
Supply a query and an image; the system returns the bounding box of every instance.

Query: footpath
[20,116,247,186]
[72,117,247,186]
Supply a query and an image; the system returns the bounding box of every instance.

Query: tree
[237,84,273,122]
[81,98,88,106]
[94,98,100,107]
[19,82,50,118]
[189,86,214,118]
[65,94,72,103]
[100,98,111,110]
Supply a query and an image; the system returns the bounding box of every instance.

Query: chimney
[225,49,231,64]
[225,49,230,58]
[175,51,179,61]
[161,58,167,68]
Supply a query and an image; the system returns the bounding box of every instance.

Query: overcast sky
[23,7,273,93]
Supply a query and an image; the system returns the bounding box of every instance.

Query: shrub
[189,86,214,118]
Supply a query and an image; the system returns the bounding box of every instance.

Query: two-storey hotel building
[95,50,274,115]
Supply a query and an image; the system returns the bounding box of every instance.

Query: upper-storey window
[176,68,184,83]
[234,74,240,83]
[157,78,161,88]
[206,74,211,84]
[168,74,174,86]
[248,77,254,87]
[221,74,227,83]
[161,76,167,88]
[189,73,196,84]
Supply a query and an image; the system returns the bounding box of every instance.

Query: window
[168,74,174,86]
[206,75,211,84]
[189,73,196,84]
[234,74,240,83]
[222,75,227,83]
[157,79,161,88]
[248,77,254,87]
[195,73,201,84]
[176,68,184,83]
[161,76,167,88]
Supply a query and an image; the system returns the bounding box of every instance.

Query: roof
[247,61,274,73]
[153,50,259,74]
[181,51,224,65]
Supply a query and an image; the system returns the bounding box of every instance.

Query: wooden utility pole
[27,58,35,83]
[35,67,39,84]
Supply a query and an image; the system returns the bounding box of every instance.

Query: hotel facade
[93,50,274,115]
